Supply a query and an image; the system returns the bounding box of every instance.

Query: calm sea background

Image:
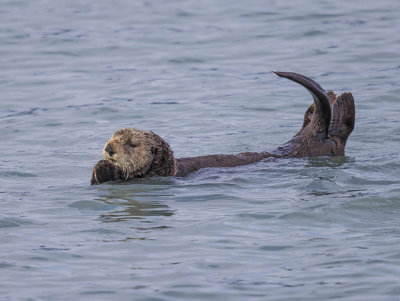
[1,0,400,300]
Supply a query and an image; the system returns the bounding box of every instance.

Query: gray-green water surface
[1,0,400,300]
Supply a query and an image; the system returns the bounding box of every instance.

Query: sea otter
[91,72,355,185]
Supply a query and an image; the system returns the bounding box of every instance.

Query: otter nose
[105,144,114,156]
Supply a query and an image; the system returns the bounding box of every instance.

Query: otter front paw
[91,160,121,185]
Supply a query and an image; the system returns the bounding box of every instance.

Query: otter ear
[151,147,158,155]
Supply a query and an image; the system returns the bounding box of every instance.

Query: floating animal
[91,72,355,184]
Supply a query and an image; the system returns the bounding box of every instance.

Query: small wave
[1,108,42,118]
[69,200,119,211]
[0,262,14,268]
[0,171,38,178]
[0,217,34,228]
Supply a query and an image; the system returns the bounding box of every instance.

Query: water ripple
[1,0,400,300]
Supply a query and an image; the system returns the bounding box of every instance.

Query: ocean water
[1,0,400,300]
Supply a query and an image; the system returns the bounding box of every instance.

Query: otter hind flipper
[328,92,355,143]
[273,71,331,137]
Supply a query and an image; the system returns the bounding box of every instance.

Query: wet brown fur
[91,72,355,184]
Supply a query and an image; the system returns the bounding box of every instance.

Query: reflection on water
[99,201,173,223]
[97,184,174,222]
[305,156,351,168]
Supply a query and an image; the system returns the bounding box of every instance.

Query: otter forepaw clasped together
[91,72,355,185]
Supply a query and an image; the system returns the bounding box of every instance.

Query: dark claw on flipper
[273,71,331,136]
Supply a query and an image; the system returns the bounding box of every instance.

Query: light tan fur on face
[103,128,158,179]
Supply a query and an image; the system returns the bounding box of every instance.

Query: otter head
[103,128,176,179]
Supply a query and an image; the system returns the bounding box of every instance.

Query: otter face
[103,128,159,179]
